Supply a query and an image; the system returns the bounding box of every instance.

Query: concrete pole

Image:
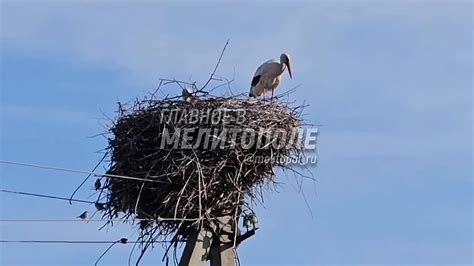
[209,216,236,266]
[179,216,236,266]
[179,227,213,266]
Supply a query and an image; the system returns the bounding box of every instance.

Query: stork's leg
[271,89,274,103]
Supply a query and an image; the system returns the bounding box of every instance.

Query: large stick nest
[100,94,303,241]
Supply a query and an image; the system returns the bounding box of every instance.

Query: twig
[199,39,229,91]
[69,152,108,204]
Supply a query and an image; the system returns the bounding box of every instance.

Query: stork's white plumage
[249,53,292,99]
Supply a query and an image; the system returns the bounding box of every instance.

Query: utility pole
[179,216,235,266]
[179,216,256,266]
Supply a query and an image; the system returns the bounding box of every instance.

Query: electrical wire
[0,217,201,222]
[1,189,95,204]
[0,160,165,183]
[0,239,169,244]
[1,189,204,222]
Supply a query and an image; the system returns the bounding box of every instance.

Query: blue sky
[0,1,472,265]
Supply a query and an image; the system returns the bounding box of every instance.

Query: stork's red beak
[287,62,292,79]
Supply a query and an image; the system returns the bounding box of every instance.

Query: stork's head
[280,53,292,78]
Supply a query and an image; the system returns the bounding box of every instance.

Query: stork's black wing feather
[251,75,261,87]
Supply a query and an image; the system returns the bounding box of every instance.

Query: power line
[0,189,96,204]
[1,189,206,222]
[0,160,165,183]
[0,217,202,222]
[0,239,170,244]
[0,219,132,222]
[1,189,204,222]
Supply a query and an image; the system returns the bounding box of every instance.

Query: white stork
[249,53,292,99]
